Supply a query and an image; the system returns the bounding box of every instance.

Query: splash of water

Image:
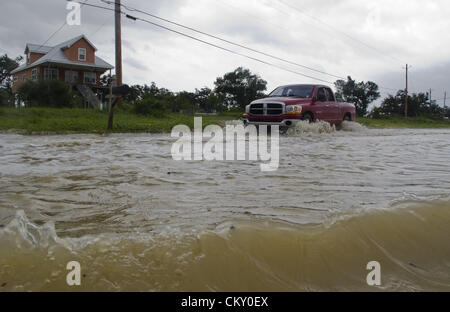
[0,211,59,249]
[339,121,369,132]
[1,201,449,291]
[285,120,336,136]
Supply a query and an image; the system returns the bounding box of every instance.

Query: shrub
[0,88,10,107]
[134,95,166,117]
[17,80,75,108]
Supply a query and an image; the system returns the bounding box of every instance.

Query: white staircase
[76,84,102,109]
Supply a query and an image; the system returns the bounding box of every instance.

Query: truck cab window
[316,88,326,102]
[326,88,334,101]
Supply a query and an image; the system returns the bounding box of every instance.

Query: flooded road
[0,122,449,291]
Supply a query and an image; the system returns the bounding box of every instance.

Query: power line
[68,0,402,92]
[100,0,401,92]
[100,0,346,80]
[69,1,335,84]
[275,0,404,66]
[36,23,66,51]
[36,0,90,52]
[89,22,107,38]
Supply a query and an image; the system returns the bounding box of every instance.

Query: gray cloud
[1,0,449,97]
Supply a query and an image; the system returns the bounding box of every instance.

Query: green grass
[358,116,450,129]
[0,107,449,134]
[0,107,243,134]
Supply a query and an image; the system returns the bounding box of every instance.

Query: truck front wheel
[302,113,313,123]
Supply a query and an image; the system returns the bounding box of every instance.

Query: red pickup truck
[243,84,356,128]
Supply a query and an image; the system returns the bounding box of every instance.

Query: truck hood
[251,97,312,105]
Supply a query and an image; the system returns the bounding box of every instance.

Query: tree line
[99,67,267,116]
[1,53,448,119]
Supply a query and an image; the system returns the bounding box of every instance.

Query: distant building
[11,35,114,108]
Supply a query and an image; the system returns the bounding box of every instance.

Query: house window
[78,48,86,61]
[13,76,18,83]
[65,70,79,84]
[22,74,27,82]
[84,72,96,84]
[31,69,37,81]
[44,68,58,80]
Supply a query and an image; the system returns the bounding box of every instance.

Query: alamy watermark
[171,117,279,172]
[66,1,82,26]
[366,261,381,286]
[66,261,81,286]
[64,260,380,287]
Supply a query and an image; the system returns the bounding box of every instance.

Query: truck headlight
[245,105,250,114]
[286,105,302,114]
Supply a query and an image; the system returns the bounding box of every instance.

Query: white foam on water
[285,120,336,136]
[0,210,60,249]
[225,120,245,127]
[339,121,369,132]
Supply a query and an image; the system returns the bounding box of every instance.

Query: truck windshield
[268,85,314,98]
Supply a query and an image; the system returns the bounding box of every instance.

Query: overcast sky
[1,0,449,106]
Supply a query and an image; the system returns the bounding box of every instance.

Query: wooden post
[107,75,116,130]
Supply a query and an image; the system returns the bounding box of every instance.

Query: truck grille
[249,103,284,116]
[249,104,264,115]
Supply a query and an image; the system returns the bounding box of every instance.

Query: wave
[284,120,368,136]
[339,120,369,132]
[0,200,449,291]
[285,120,336,136]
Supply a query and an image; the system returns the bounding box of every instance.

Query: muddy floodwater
[0,122,449,291]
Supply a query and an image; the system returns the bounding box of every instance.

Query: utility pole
[115,0,122,106]
[429,88,432,105]
[444,91,447,119]
[444,91,447,109]
[107,0,122,130]
[115,0,122,88]
[404,64,408,118]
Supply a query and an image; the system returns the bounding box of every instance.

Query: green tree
[175,91,196,114]
[134,94,166,117]
[17,80,75,108]
[0,54,22,85]
[370,90,444,119]
[207,92,221,113]
[214,67,267,109]
[125,84,151,104]
[0,88,10,107]
[194,87,220,113]
[0,54,22,107]
[195,87,212,112]
[335,76,380,116]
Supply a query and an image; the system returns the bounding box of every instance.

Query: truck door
[314,87,329,121]
[325,88,340,123]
